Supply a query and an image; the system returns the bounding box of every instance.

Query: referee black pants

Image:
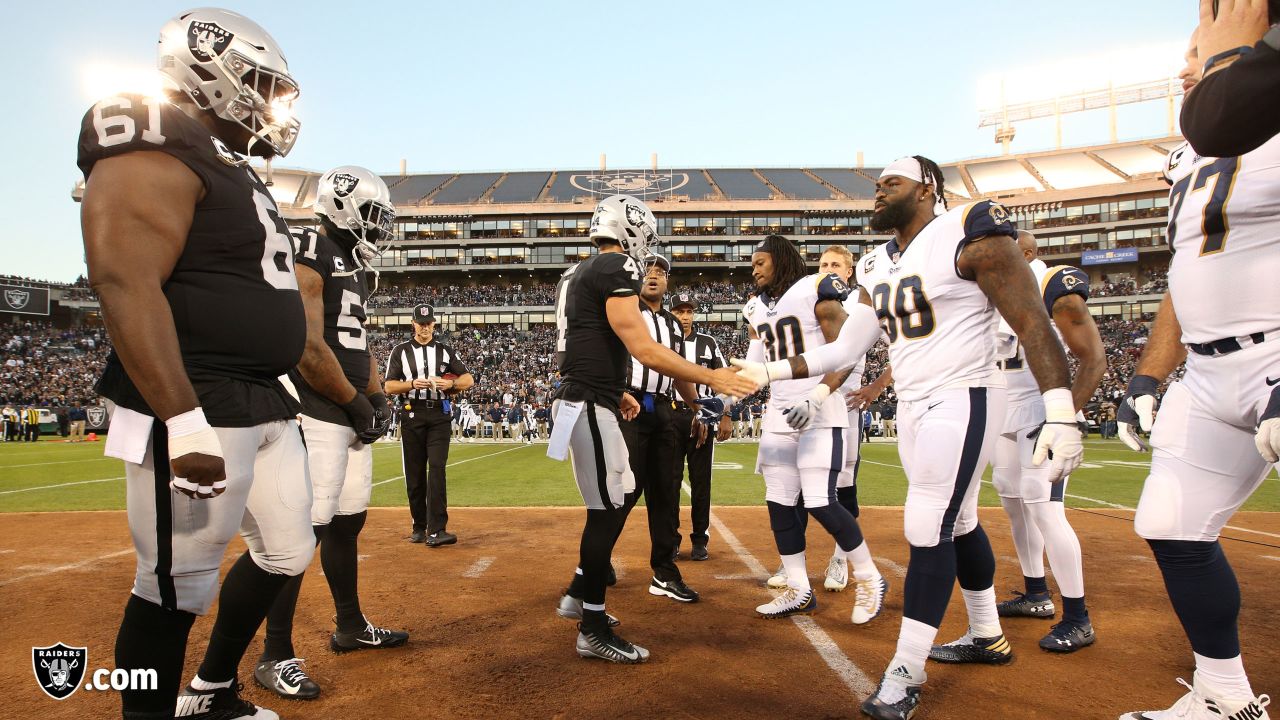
[400,405,452,534]
[617,400,682,583]
[671,408,714,548]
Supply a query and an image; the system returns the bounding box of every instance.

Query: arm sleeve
[1042,266,1091,314]
[815,273,852,302]
[795,303,883,377]
[1180,40,1280,157]
[746,339,766,363]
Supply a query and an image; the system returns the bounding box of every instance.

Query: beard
[870,196,915,233]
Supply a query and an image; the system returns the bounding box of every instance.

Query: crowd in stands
[0,274,96,301]
[1091,270,1169,299]
[1,321,108,408]
[367,281,758,309]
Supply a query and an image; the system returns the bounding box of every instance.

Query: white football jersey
[997,261,1092,409]
[1165,136,1280,343]
[744,272,852,432]
[856,200,1012,403]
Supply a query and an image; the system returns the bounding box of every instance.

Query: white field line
[862,458,1280,541]
[462,556,496,578]
[371,443,531,489]
[0,457,118,470]
[873,556,906,577]
[0,476,124,495]
[0,548,133,587]
[685,481,876,697]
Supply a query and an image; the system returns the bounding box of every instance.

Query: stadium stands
[489,172,552,204]
[706,169,772,200]
[759,169,835,200]
[432,172,503,205]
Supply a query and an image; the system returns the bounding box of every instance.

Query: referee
[384,304,474,547]
[669,292,730,561]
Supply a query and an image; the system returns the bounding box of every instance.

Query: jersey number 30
[871,275,935,343]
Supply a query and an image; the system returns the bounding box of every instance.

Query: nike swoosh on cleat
[1267,377,1280,387]
[358,637,383,646]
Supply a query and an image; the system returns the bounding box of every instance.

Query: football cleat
[253,657,319,700]
[929,630,1014,665]
[766,563,789,589]
[997,590,1056,618]
[575,623,650,664]
[860,667,924,720]
[1120,677,1271,720]
[329,617,409,653]
[824,556,849,592]
[851,576,890,625]
[1039,620,1096,653]
[174,681,277,719]
[755,587,817,619]
[556,592,620,627]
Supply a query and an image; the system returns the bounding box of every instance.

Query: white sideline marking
[371,444,532,489]
[686,481,875,697]
[0,476,124,495]
[713,573,764,581]
[873,556,906,577]
[1262,556,1280,563]
[0,457,117,470]
[463,556,495,578]
[867,457,1280,542]
[0,548,133,587]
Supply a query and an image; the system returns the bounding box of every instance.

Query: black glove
[1117,374,1160,452]
[359,392,392,444]
[340,392,375,438]
[696,396,726,427]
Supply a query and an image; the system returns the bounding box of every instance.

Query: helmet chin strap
[325,217,383,293]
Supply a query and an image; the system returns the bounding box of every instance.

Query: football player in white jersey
[1115,30,1277,720]
[734,156,1083,720]
[991,231,1105,655]
[743,235,885,624]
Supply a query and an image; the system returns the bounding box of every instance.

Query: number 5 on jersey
[871,275,935,343]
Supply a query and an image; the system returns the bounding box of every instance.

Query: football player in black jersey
[252,166,403,700]
[79,9,308,720]
[550,195,757,663]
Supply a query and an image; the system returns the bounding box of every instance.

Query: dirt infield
[3,506,1279,719]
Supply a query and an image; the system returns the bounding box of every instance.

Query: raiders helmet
[589,194,659,262]
[315,166,396,285]
[158,8,301,157]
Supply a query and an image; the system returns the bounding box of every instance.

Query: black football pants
[617,399,682,583]
[401,405,452,534]
[671,407,714,548]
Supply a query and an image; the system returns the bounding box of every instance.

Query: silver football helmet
[158,8,301,157]
[315,166,396,288]
[589,194,659,262]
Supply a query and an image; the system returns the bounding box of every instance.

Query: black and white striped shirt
[627,303,683,396]
[385,337,470,401]
[680,329,727,398]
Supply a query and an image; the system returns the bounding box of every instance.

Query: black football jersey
[287,226,371,424]
[78,94,305,427]
[554,251,642,408]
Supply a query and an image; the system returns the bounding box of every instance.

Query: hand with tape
[1117,375,1159,452]
[1031,388,1084,483]
[167,407,226,499]
[1255,383,1280,463]
[783,384,830,431]
[359,392,392,445]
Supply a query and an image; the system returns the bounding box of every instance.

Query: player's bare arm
[606,295,758,398]
[366,355,384,396]
[959,235,1071,391]
[82,149,225,492]
[852,365,893,410]
[296,264,360,404]
[1133,292,1188,382]
[1051,293,1107,411]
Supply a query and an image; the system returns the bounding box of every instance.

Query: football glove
[340,391,376,438]
[1255,383,1280,463]
[1031,388,1084,483]
[783,384,831,431]
[1117,375,1159,452]
[696,396,726,428]
[359,392,392,445]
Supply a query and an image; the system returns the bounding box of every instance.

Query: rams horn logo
[1061,272,1083,290]
[187,21,233,62]
[988,202,1011,225]
[332,173,360,198]
[32,643,87,701]
[5,289,30,309]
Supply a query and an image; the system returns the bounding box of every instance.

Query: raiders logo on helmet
[624,204,646,228]
[187,21,233,62]
[332,173,360,198]
[988,202,1011,225]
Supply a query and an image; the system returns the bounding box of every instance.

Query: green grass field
[2,437,1277,514]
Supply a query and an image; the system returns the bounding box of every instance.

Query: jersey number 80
[871,275,935,343]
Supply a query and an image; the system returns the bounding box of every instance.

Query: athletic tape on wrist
[1041,387,1076,423]
[167,408,223,459]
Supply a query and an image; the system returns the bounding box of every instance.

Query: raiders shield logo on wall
[4,289,30,309]
[188,21,233,62]
[86,406,107,428]
[32,643,87,700]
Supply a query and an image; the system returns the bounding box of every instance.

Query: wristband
[1041,388,1076,423]
[1265,25,1280,52]
[809,384,832,403]
[1203,45,1253,74]
[167,408,223,459]
[764,359,794,382]
[1127,374,1160,396]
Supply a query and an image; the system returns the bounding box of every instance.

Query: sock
[579,508,626,605]
[324,512,366,633]
[1027,499,1085,598]
[1194,653,1255,701]
[1062,595,1089,625]
[195,551,292,684]
[190,676,233,691]
[836,484,859,518]
[582,608,609,634]
[567,566,585,599]
[1147,539,1241,659]
[116,594,196,715]
[999,495,1045,578]
[844,541,880,582]
[781,551,810,591]
[879,618,934,701]
[262,573,304,661]
[961,586,1002,639]
[1025,575,1050,597]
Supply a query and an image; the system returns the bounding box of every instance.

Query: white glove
[1031,388,1084,484]
[783,384,830,431]
[729,358,792,387]
[1255,385,1280,463]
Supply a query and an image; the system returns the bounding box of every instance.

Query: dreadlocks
[754,234,809,300]
[912,155,948,211]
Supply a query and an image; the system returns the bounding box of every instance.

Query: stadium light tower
[978,43,1185,154]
